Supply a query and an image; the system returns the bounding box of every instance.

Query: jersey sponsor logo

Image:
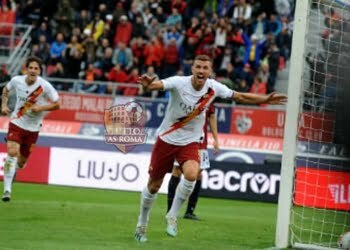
[161,87,215,136]
[16,85,44,118]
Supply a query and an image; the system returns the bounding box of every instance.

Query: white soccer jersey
[7,75,59,132]
[159,76,234,145]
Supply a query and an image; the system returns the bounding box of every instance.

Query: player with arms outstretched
[1,56,60,202]
[135,54,286,242]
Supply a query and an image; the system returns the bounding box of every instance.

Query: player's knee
[148,179,162,194]
[7,148,18,157]
[182,160,199,181]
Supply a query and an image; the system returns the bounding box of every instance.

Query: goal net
[276,0,350,249]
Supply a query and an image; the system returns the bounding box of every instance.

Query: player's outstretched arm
[1,86,10,115]
[138,74,164,91]
[232,92,287,105]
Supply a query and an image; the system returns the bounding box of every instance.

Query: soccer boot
[135,225,147,243]
[165,216,178,237]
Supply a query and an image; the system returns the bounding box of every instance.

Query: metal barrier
[0,23,33,75]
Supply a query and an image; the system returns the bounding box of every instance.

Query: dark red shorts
[6,122,39,158]
[149,137,200,179]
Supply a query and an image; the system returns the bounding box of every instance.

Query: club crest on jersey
[104,102,147,153]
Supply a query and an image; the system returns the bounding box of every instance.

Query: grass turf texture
[0,183,279,250]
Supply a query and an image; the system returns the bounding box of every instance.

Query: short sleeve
[162,76,181,91]
[45,81,59,102]
[6,77,15,91]
[213,80,234,99]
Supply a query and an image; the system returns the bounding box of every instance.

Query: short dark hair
[194,54,212,64]
[25,56,43,68]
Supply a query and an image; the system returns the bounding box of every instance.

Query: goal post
[276,0,350,249]
[275,0,310,248]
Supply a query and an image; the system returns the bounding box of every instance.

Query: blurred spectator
[267,43,280,92]
[217,0,234,17]
[97,47,114,79]
[113,15,132,47]
[275,0,291,18]
[251,12,268,41]
[0,4,15,36]
[75,10,90,32]
[20,0,41,24]
[48,62,67,90]
[107,64,128,94]
[166,7,182,27]
[267,14,282,37]
[65,35,84,78]
[76,63,102,93]
[163,38,180,78]
[243,34,266,71]
[276,27,291,61]
[142,7,154,28]
[113,2,126,23]
[143,37,164,72]
[53,0,75,38]
[82,30,97,63]
[250,76,267,94]
[85,13,105,42]
[146,18,160,39]
[232,0,252,28]
[172,0,187,15]
[155,6,166,24]
[112,42,133,71]
[132,15,146,38]
[33,34,50,64]
[235,78,250,93]
[124,68,141,96]
[131,37,146,73]
[31,22,51,44]
[49,32,67,63]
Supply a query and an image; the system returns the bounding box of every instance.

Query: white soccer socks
[166,178,196,218]
[137,187,157,227]
[3,156,18,193]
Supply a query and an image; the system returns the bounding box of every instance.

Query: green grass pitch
[0,182,279,250]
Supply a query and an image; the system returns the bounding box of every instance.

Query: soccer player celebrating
[135,54,286,242]
[1,56,60,202]
[167,103,219,220]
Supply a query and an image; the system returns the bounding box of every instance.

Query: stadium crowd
[0,0,294,99]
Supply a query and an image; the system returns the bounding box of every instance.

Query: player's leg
[184,170,202,220]
[166,142,200,237]
[184,149,209,220]
[167,166,182,212]
[135,137,176,242]
[135,177,163,242]
[2,140,20,202]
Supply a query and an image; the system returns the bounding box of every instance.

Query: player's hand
[137,74,156,89]
[30,104,42,113]
[265,92,287,105]
[213,140,219,155]
[1,106,10,115]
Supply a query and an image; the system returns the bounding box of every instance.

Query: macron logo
[328,184,350,204]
